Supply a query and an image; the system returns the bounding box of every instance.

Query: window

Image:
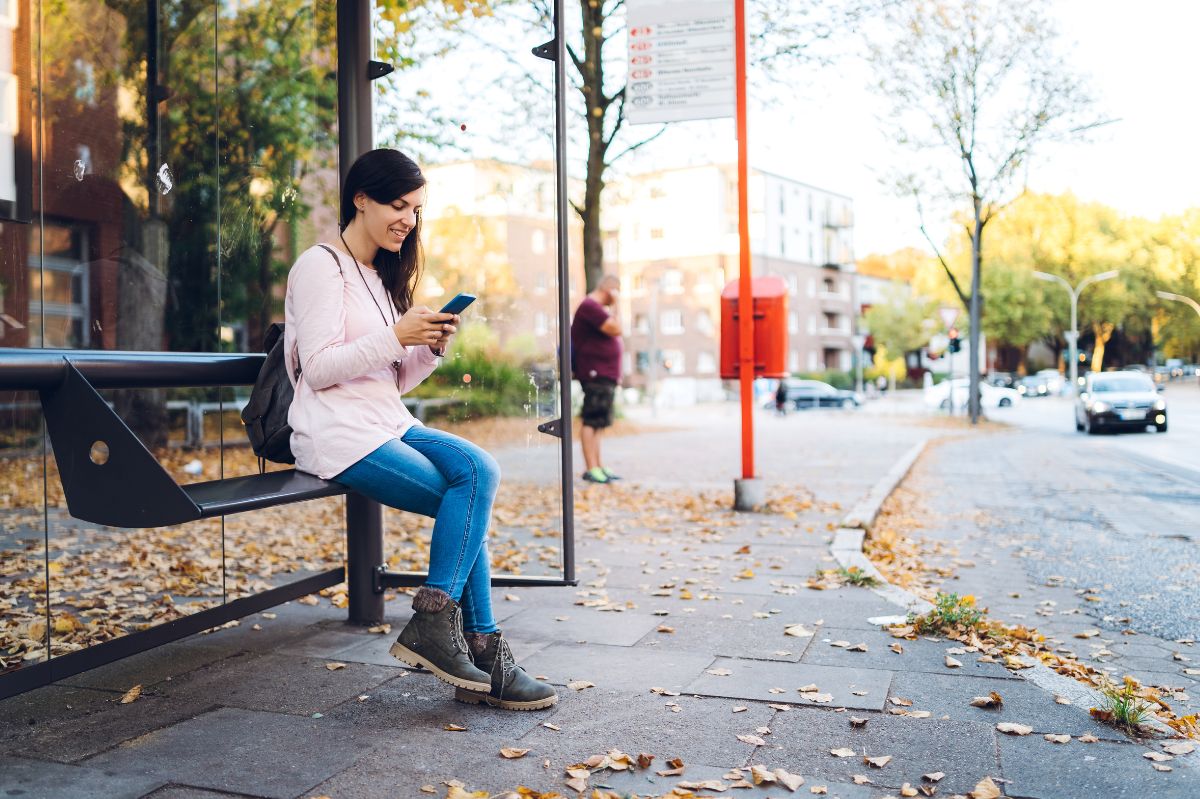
[823,348,841,370]
[788,351,800,371]
[779,192,785,214]
[650,185,666,199]
[696,351,717,374]
[661,269,683,294]
[633,313,650,334]
[695,310,714,335]
[531,228,546,255]
[534,311,549,336]
[660,309,684,335]
[649,228,664,239]
[534,272,548,293]
[779,226,786,257]
[788,312,798,334]
[822,277,836,294]
[786,275,799,296]
[28,223,89,348]
[824,312,839,330]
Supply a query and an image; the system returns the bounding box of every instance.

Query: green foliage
[794,370,854,390]
[910,592,985,634]
[863,285,936,357]
[1091,677,1154,733]
[834,566,879,588]
[410,324,536,420]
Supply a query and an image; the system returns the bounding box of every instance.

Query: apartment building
[609,164,857,402]
[419,160,584,353]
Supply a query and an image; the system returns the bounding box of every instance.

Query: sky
[394,1,1200,259]
[615,0,1200,257]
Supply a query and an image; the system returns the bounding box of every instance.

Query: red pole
[734,0,754,480]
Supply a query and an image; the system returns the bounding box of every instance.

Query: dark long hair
[340,149,426,313]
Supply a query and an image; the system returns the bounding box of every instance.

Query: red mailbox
[720,276,789,379]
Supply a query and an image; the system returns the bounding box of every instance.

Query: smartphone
[439,293,476,315]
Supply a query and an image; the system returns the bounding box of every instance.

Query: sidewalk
[1,404,1195,798]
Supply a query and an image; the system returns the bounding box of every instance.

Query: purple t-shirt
[571,296,622,382]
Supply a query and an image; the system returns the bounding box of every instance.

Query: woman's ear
[353,191,368,214]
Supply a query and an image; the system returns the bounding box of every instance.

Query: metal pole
[551,0,576,585]
[338,0,386,623]
[734,0,754,480]
[345,494,384,625]
[1068,288,1079,394]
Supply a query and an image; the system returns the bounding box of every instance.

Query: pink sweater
[283,245,440,479]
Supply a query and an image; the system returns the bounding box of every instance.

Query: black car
[1075,371,1167,434]
[782,379,861,409]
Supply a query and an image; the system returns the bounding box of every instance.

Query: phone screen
[440,293,476,314]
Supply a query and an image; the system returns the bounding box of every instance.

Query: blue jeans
[333,426,500,634]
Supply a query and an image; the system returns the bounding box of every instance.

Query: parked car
[1035,369,1066,395]
[987,372,1016,388]
[776,379,862,409]
[923,378,1021,411]
[1016,376,1050,398]
[1075,371,1166,434]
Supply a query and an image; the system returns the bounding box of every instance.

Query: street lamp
[1157,290,1200,319]
[1033,269,1120,394]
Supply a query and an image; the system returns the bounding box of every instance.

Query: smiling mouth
[389,227,409,239]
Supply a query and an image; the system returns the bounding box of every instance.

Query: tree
[452,0,872,292]
[862,284,935,361]
[866,0,1096,421]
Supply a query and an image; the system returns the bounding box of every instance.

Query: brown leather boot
[455,630,558,711]
[390,586,490,692]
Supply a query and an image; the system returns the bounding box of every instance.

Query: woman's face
[357,186,425,252]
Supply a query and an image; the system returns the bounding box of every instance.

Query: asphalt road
[911,381,1200,647]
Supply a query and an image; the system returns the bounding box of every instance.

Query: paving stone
[155,651,402,717]
[0,754,165,799]
[140,787,254,798]
[684,657,892,711]
[84,707,368,799]
[594,764,882,799]
[759,590,909,631]
[634,602,811,662]
[496,604,665,647]
[767,710,999,796]
[802,627,1018,680]
[519,643,715,693]
[887,671,1122,738]
[998,733,1200,799]
[516,687,778,769]
[59,640,235,692]
[0,683,216,763]
[274,627,389,660]
[321,668,548,739]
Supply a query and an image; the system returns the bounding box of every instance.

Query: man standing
[571,275,622,484]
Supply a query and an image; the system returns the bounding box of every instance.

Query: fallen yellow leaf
[500,747,530,759]
[119,685,142,704]
[970,776,1001,799]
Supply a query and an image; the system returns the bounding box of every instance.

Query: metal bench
[0,347,571,700]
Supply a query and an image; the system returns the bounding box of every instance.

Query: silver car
[1076,371,1166,434]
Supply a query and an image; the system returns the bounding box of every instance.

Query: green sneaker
[582,467,609,483]
[601,468,622,481]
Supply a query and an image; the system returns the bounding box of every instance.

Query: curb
[840,440,927,532]
[830,437,1176,738]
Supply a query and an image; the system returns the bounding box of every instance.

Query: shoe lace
[450,605,469,654]
[496,637,517,679]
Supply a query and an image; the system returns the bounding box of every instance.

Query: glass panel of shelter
[216,0,345,603]
[0,0,47,674]
[380,14,570,587]
[37,0,224,657]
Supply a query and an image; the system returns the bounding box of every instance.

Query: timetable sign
[626,0,735,125]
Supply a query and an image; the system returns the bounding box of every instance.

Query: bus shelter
[0,0,576,699]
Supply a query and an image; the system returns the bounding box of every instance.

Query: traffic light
[947,327,962,353]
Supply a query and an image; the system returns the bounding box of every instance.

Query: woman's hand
[430,313,460,356]
[393,307,456,348]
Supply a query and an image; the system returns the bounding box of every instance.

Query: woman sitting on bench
[283,148,556,711]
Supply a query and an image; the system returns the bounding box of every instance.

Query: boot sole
[454,687,559,711]
[389,642,490,692]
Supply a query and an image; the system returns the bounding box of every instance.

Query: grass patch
[909,592,985,634]
[835,566,880,587]
[1090,677,1155,733]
